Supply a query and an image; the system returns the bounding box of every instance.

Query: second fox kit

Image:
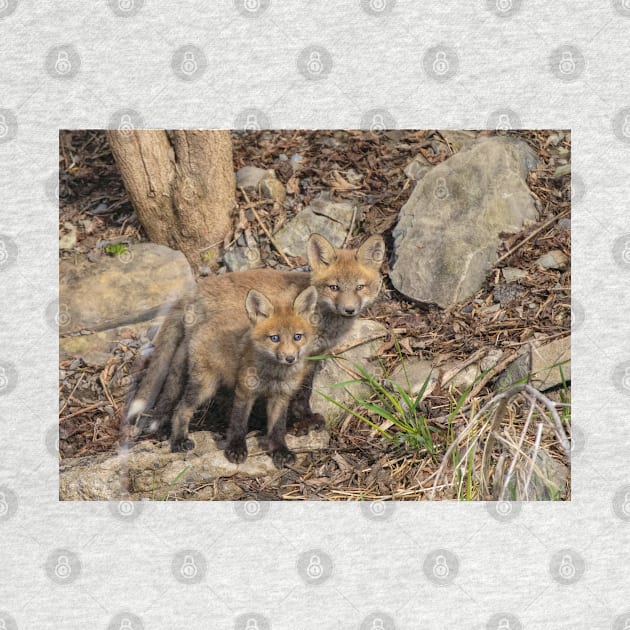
[127,233,385,437]
[169,281,318,466]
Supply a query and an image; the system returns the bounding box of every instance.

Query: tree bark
[107,129,235,273]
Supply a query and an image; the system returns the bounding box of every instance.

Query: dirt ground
[58,128,571,500]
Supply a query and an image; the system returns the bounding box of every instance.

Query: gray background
[0,1,629,628]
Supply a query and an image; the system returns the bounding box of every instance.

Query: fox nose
[344,307,356,316]
[285,355,295,364]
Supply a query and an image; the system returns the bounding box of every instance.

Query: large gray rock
[274,198,354,260]
[390,137,538,308]
[59,429,330,500]
[309,319,388,426]
[59,243,194,334]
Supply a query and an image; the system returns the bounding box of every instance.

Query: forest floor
[58,128,571,501]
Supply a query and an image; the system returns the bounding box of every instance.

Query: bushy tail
[126,299,187,428]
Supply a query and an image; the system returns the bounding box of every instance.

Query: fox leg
[287,364,325,434]
[224,393,255,464]
[170,373,219,453]
[267,397,295,468]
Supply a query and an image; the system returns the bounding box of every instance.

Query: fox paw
[290,412,326,436]
[170,436,195,453]
[224,440,248,464]
[271,446,296,468]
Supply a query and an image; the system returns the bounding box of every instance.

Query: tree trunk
[107,129,235,273]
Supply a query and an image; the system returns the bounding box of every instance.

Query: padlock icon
[307,51,323,75]
[495,0,512,12]
[0,239,8,264]
[558,51,575,75]
[622,367,630,391]
[118,619,133,630]
[370,114,385,132]
[245,113,260,131]
[0,492,8,516]
[370,500,385,516]
[244,500,260,517]
[0,114,8,138]
[118,0,134,11]
[432,554,449,579]
[622,241,630,264]
[181,51,198,76]
[496,113,512,131]
[243,0,261,11]
[0,367,8,390]
[306,554,323,579]
[245,619,260,630]
[497,618,512,630]
[118,114,134,133]
[118,501,134,517]
[371,618,385,630]
[623,0,630,10]
[622,115,630,138]
[183,303,197,326]
[432,51,449,76]
[496,501,512,516]
[54,554,72,579]
[621,492,630,517]
[434,177,448,200]
[180,555,197,579]
[55,50,72,75]
[558,554,576,580]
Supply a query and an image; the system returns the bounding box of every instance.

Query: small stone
[558,218,571,231]
[223,246,262,272]
[493,284,521,306]
[552,163,571,179]
[236,166,274,190]
[536,250,568,270]
[502,267,527,282]
[403,154,433,182]
[59,224,77,250]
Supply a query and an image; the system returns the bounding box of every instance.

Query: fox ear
[245,289,274,324]
[307,233,336,270]
[355,234,385,268]
[293,286,318,319]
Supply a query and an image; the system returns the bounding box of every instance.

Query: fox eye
[293,333,303,341]
[270,335,280,343]
[356,284,365,291]
[328,284,339,292]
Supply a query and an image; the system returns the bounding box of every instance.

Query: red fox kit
[169,283,318,467]
[126,233,385,437]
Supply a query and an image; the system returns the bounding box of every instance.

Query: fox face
[307,233,385,317]
[245,286,318,365]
